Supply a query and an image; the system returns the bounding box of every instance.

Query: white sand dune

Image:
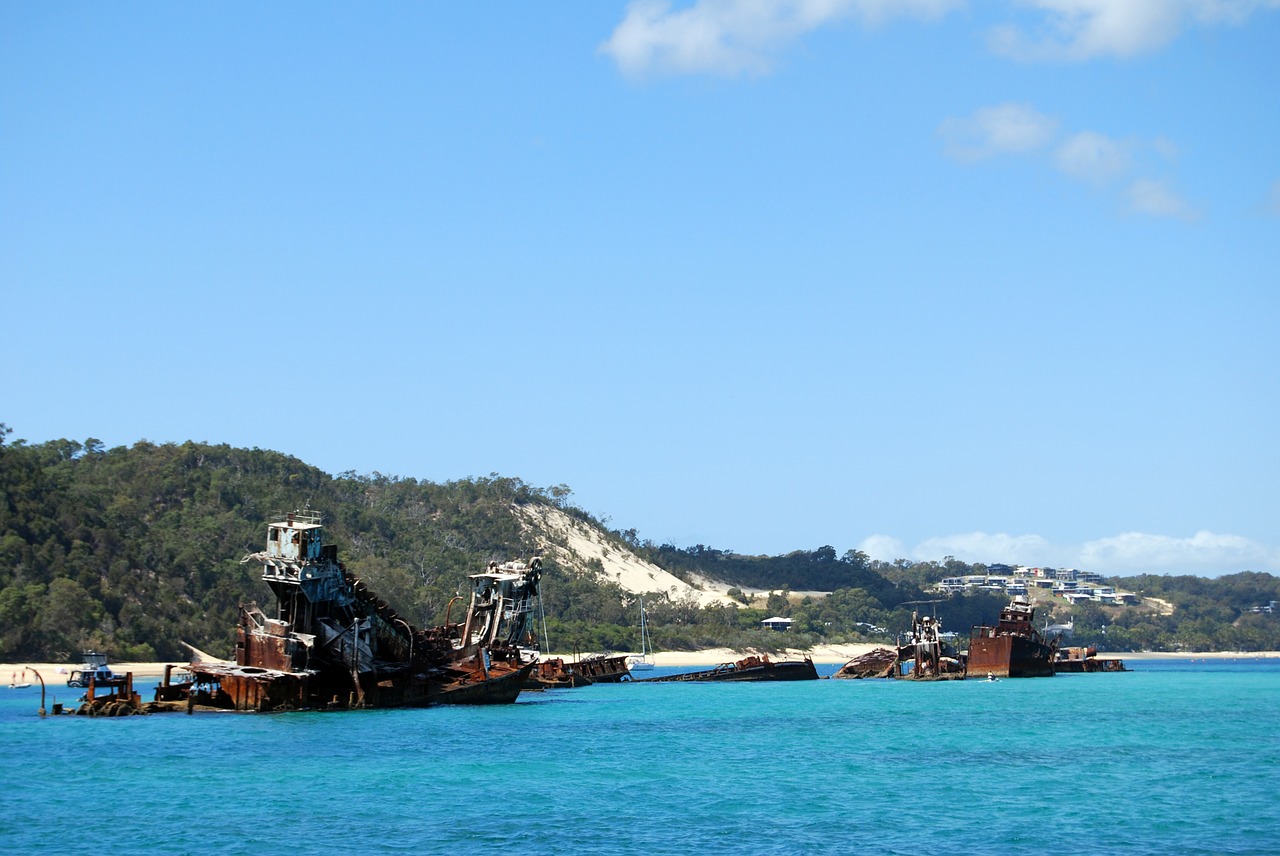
[515,504,743,607]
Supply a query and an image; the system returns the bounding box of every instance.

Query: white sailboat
[627,598,655,671]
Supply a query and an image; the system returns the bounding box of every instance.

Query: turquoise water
[2,660,1278,855]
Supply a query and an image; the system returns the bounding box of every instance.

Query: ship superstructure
[162,512,535,711]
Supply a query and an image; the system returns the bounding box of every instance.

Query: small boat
[8,671,32,689]
[639,654,818,683]
[66,652,116,688]
[626,598,655,671]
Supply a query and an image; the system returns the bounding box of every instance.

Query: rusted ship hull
[1054,647,1128,673]
[524,658,596,689]
[1053,658,1128,673]
[891,612,966,680]
[966,634,1054,678]
[429,662,534,704]
[526,662,579,689]
[833,647,897,679]
[641,655,818,683]
[574,655,631,683]
[894,657,967,680]
[162,658,535,712]
[154,513,547,712]
[165,665,312,712]
[967,594,1058,679]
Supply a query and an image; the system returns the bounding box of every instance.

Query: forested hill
[3,426,1278,661]
[636,542,902,605]
[0,428,927,661]
[0,430,578,661]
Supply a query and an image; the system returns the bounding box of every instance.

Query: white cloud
[600,0,1280,78]
[863,529,1279,576]
[1078,531,1279,575]
[1125,177,1198,219]
[913,532,1055,565]
[1053,130,1132,184]
[989,0,1185,60]
[1187,0,1280,25]
[937,103,1059,162]
[940,106,1197,219]
[599,0,962,78]
[858,534,907,562]
[989,0,1280,61]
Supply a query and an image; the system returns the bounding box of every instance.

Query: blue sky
[3,1,1278,577]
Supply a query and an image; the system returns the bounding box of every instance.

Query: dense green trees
[0,431,557,660]
[636,542,910,605]
[1063,572,1280,651]
[1,423,1276,660]
[851,555,1280,652]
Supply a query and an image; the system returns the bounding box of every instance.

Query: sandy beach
[2,661,187,682]
[6,647,1278,683]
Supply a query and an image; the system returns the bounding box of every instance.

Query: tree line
[2,423,1277,661]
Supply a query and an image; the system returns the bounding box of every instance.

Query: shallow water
[2,659,1278,855]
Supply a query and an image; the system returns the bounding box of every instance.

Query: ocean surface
[2,659,1278,855]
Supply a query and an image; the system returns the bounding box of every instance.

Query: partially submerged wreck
[524,653,631,690]
[893,612,965,680]
[71,667,143,716]
[833,647,898,679]
[967,595,1057,678]
[156,513,537,711]
[639,654,818,683]
[1054,646,1128,673]
[833,613,964,680]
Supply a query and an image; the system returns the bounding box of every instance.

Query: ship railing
[270,510,324,527]
[504,595,537,619]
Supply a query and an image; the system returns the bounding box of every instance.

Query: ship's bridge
[266,511,325,563]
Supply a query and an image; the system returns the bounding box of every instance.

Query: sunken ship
[966,594,1057,678]
[893,611,965,680]
[833,612,964,680]
[639,653,818,683]
[157,512,538,711]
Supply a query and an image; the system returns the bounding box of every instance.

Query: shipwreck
[1054,646,1128,673]
[833,612,964,680]
[638,653,818,683]
[523,653,631,689]
[155,512,539,711]
[966,594,1058,679]
[893,612,966,680]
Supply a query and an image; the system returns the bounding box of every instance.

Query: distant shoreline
[5,648,1278,680]
[626,647,1280,666]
